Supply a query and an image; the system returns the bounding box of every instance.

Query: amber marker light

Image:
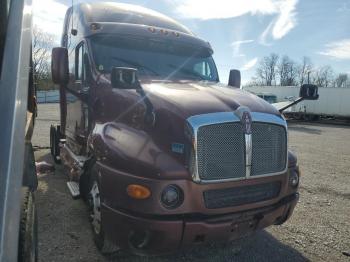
[148,27,156,33]
[127,184,151,199]
[160,29,168,35]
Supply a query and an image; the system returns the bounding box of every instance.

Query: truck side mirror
[51,47,69,85]
[228,69,241,88]
[111,67,140,89]
[299,84,319,100]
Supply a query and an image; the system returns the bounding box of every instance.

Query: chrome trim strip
[187,112,240,128]
[245,134,252,178]
[186,111,288,184]
[187,112,286,131]
[252,112,287,126]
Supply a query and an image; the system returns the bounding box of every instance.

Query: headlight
[161,185,183,209]
[289,170,299,188]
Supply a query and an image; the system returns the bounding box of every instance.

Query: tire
[54,127,60,163]
[303,114,318,121]
[49,126,54,157]
[51,126,61,164]
[79,158,95,201]
[87,164,119,255]
[18,188,38,262]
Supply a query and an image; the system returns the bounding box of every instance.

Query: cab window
[193,61,213,80]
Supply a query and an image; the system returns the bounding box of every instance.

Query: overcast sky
[33,0,350,84]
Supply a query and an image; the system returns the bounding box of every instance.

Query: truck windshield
[90,35,219,82]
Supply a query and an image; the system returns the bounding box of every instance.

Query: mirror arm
[136,85,156,126]
[278,97,304,113]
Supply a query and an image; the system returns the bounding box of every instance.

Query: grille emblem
[234,107,253,178]
[234,107,252,135]
[241,111,252,135]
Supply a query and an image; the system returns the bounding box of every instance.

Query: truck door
[66,41,88,155]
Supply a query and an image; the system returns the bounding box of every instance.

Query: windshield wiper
[111,57,159,76]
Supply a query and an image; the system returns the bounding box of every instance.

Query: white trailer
[243,86,350,119]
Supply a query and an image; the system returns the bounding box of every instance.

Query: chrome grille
[196,123,245,181]
[251,123,287,176]
[188,112,288,183]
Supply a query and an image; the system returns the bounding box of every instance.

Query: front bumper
[97,161,299,216]
[101,193,299,255]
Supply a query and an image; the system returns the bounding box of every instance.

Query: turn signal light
[127,184,151,200]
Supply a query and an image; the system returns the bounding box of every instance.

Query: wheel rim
[89,181,101,235]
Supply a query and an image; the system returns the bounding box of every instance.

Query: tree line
[246,53,350,88]
[33,26,54,91]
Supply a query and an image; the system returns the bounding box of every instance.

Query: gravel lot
[34,104,350,261]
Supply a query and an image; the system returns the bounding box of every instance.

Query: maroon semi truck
[50,2,318,256]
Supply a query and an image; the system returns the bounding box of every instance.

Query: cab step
[67,181,80,199]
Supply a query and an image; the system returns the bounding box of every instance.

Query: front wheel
[49,125,61,164]
[49,126,54,157]
[87,167,119,255]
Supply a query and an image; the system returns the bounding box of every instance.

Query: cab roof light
[160,29,168,35]
[148,27,156,33]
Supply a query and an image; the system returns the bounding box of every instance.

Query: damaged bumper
[101,193,299,255]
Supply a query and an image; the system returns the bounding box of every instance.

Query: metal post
[0,0,32,260]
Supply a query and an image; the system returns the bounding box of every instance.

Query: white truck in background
[243,86,350,119]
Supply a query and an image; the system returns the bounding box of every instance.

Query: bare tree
[278,55,297,86]
[287,59,298,86]
[32,26,55,90]
[335,73,349,87]
[312,65,334,87]
[297,56,313,85]
[245,77,264,87]
[249,54,346,88]
[278,56,289,86]
[255,53,279,86]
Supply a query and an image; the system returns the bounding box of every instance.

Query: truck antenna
[70,0,77,36]
[71,0,73,32]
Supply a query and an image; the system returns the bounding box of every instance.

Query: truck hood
[141,81,280,118]
[94,79,283,179]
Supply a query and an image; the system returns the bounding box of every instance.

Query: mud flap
[23,142,38,191]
